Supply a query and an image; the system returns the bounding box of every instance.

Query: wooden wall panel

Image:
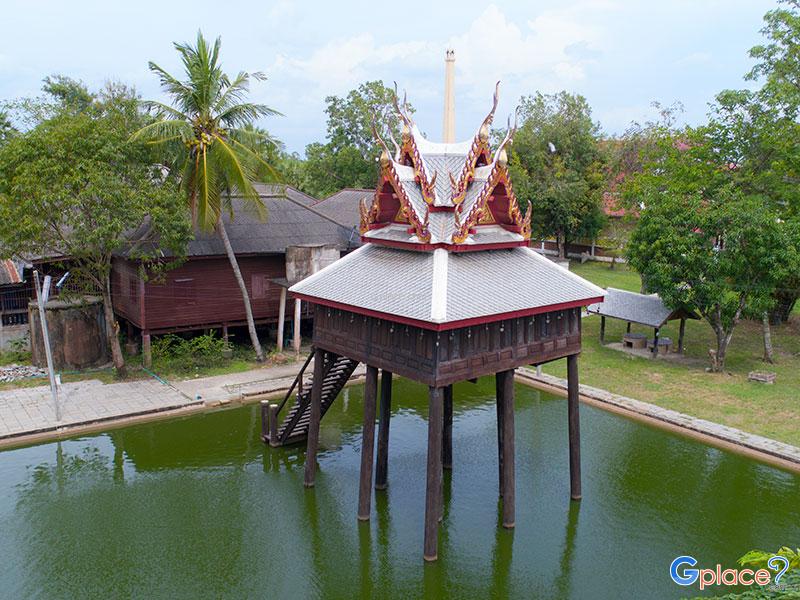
[313,305,582,387]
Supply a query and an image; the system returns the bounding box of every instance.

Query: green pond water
[0,377,797,599]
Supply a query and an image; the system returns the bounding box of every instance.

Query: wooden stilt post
[678,318,686,354]
[442,384,453,469]
[652,327,659,357]
[375,370,392,490]
[600,316,606,344]
[424,386,443,561]
[304,347,325,487]
[499,369,515,528]
[567,354,582,500]
[626,321,631,334]
[142,331,152,368]
[276,287,287,352]
[358,365,379,520]
[495,374,504,497]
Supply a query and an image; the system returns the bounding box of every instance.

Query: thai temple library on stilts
[264,51,606,561]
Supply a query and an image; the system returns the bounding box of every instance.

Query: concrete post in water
[358,366,379,519]
[260,400,269,443]
[268,403,279,447]
[304,348,325,487]
[293,298,302,357]
[424,385,444,561]
[277,287,287,352]
[375,370,393,490]
[567,354,582,500]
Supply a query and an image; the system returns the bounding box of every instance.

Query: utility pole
[34,271,59,421]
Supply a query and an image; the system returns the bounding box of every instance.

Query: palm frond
[218,102,282,128]
[130,119,194,144]
[195,145,221,231]
[227,135,282,183]
[212,136,267,221]
[141,100,191,121]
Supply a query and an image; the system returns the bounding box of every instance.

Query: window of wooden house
[174,277,196,305]
[129,276,138,303]
[251,274,270,300]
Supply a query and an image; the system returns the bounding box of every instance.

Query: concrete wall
[0,324,29,351]
[285,245,339,285]
[29,296,110,370]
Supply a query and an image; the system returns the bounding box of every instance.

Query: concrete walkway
[0,378,199,442]
[0,356,367,448]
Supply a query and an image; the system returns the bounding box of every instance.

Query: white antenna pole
[34,271,59,421]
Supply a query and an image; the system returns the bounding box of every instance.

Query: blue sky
[0,0,776,154]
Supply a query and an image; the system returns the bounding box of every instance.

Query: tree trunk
[217,215,264,362]
[769,289,797,324]
[707,300,744,373]
[101,273,127,378]
[557,232,566,259]
[762,311,774,364]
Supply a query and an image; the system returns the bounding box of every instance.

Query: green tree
[0,85,190,377]
[0,110,17,145]
[626,126,800,371]
[509,91,606,259]
[133,31,280,361]
[301,81,412,198]
[732,0,800,322]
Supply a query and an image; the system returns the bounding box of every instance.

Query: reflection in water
[0,377,798,599]
[490,499,514,599]
[553,501,581,599]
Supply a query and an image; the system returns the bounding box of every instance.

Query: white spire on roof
[443,49,456,143]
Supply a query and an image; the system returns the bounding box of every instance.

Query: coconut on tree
[133,31,280,361]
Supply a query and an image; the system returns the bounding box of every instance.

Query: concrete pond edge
[3,364,799,477]
[516,368,800,474]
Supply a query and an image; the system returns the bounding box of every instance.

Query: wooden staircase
[264,350,360,446]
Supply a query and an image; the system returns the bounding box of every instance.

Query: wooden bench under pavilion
[587,287,699,356]
[262,69,605,562]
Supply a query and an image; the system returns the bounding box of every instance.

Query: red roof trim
[290,293,605,331]
[360,237,528,253]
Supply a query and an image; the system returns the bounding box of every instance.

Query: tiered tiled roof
[291,85,605,328]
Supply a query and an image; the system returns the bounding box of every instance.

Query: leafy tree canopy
[301,80,412,198]
[508,91,606,257]
[625,124,800,370]
[0,82,191,375]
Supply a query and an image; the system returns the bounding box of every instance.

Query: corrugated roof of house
[0,259,21,285]
[586,287,698,328]
[121,185,355,258]
[314,188,373,230]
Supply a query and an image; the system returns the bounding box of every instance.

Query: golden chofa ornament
[478,123,490,142]
[497,146,508,167]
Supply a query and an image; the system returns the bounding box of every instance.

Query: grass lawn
[542,261,800,447]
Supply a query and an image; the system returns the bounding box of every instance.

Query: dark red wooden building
[111,185,356,355]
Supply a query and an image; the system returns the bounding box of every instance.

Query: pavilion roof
[586,288,699,328]
[290,244,605,330]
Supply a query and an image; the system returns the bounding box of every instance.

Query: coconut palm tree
[133,31,280,361]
